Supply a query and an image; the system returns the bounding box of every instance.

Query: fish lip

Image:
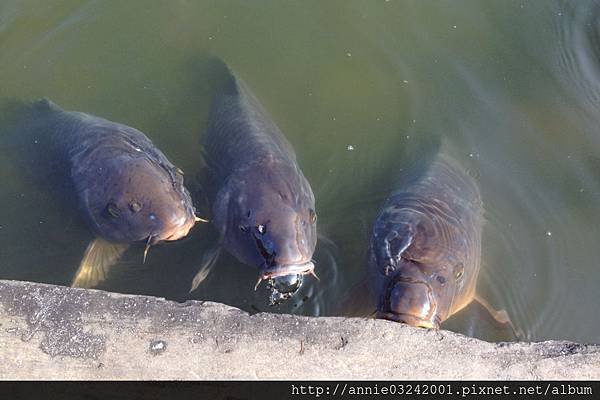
[156,217,196,242]
[259,261,315,279]
[376,311,439,329]
[162,227,192,242]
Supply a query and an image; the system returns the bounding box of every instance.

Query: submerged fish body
[201,64,317,301]
[368,155,483,329]
[14,99,197,286]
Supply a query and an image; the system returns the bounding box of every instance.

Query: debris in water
[149,340,167,355]
[267,275,303,306]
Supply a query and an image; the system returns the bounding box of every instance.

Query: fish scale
[191,60,318,305]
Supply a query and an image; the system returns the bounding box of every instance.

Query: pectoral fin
[473,295,511,325]
[71,238,128,288]
[444,295,523,341]
[472,295,523,340]
[189,246,222,293]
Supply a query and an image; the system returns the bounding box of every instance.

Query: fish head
[375,261,459,329]
[370,215,461,329]
[220,166,317,298]
[83,155,197,245]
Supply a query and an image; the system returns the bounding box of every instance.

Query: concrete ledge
[0,279,598,380]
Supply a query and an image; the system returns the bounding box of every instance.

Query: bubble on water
[346,145,355,151]
[546,231,552,236]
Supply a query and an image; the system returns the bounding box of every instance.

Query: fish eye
[309,209,317,224]
[436,275,447,285]
[239,224,249,233]
[257,224,266,235]
[105,202,121,218]
[454,262,465,280]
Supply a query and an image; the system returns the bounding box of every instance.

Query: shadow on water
[0,99,94,285]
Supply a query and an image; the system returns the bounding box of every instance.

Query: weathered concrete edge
[0,279,597,380]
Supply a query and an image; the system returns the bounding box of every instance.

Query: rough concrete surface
[0,279,598,380]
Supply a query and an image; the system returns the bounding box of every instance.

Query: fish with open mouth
[8,99,202,288]
[191,62,318,305]
[368,153,514,331]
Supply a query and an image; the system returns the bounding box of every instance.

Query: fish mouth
[376,311,440,329]
[162,227,192,241]
[254,261,316,306]
[259,260,316,280]
[140,215,196,263]
[254,260,317,291]
[158,215,197,242]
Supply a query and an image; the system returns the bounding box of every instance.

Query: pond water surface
[0,0,599,343]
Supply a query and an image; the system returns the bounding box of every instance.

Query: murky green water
[1,0,599,343]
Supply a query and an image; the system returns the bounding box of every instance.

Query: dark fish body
[29,99,196,244]
[9,99,198,287]
[368,155,483,328]
[203,65,317,300]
